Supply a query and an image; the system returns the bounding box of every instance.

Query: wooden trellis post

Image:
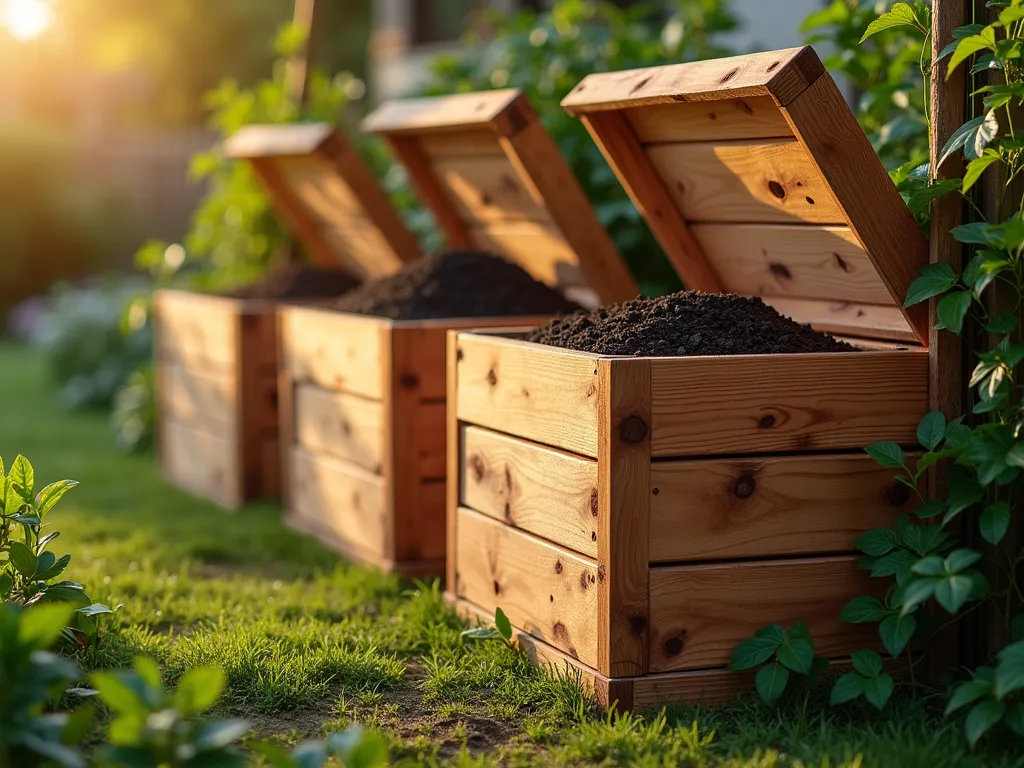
[287,0,324,107]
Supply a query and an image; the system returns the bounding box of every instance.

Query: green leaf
[851,649,883,678]
[947,549,982,573]
[730,630,784,671]
[962,152,1001,193]
[34,480,78,517]
[986,313,1017,333]
[949,29,998,77]
[936,291,972,334]
[175,666,226,715]
[854,527,898,557]
[1007,443,1024,468]
[965,697,1004,746]
[1005,701,1024,737]
[980,502,1011,544]
[8,540,37,578]
[950,222,996,245]
[461,627,503,642]
[37,554,71,581]
[755,662,789,705]
[9,454,34,499]
[494,607,512,642]
[995,641,1024,697]
[91,672,144,714]
[916,411,947,451]
[938,116,985,168]
[863,673,894,710]
[935,574,975,614]
[860,3,923,42]
[946,674,994,715]
[879,613,916,658]
[192,719,249,750]
[830,673,866,705]
[19,603,78,649]
[0,573,11,598]
[777,637,814,675]
[904,263,958,306]
[865,442,905,469]
[841,596,889,624]
[914,499,946,519]
[907,178,962,216]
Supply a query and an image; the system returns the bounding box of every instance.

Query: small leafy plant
[728,622,826,704]
[830,650,895,710]
[1,455,115,646]
[460,607,514,648]
[253,729,389,768]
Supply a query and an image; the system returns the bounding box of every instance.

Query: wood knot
[591,531,597,541]
[805,196,815,205]
[886,482,911,507]
[553,621,568,640]
[585,382,596,398]
[652,487,660,496]
[629,75,652,94]
[664,634,686,656]
[579,572,590,591]
[504,502,512,521]
[554,560,563,574]
[768,180,786,199]
[456,347,464,361]
[629,616,648,635]
[833,253,850,272]
[400,373,419,388]
[468,454,486,483]
[590,488,599,517]
[480,192,493,206]
[769,263,792,280]
[341,419,352,437]
[598,564,606,582]
[759,415,776,429]
[618,415,648,444]
[486,368,498,386]
[736,99,754,115]
[767,61,781,72]
[733,474,756,499]
[493,580,501,595]
[719,67,739,83]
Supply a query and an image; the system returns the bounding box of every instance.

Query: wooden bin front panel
[155,291,280,509]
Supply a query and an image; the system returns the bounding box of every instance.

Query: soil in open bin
[331,250,582,320]
[526,291,856,357]
[223,264,360,301]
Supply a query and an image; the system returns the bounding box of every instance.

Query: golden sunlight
[1,0,53,40]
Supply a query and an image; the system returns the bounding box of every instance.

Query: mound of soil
[332,250,582,320]
[224,264,359,300]
[526,291,856,356]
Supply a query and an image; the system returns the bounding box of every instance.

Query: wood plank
[432,155,553,223]
[454,507,599,667]
[763,297,916,342]
[460,426,599,558]
[649,453,917,562]
[154,291,239,372]
[237,307,277,501]
[780,73,929,344]
[628,96,793,143]
[562,47,824,112]
[159,362,236,431]
[580,112,722,292]
[648,350,928,457]
[279,306,387,400]
[446,330,462,591]
[225,123,333,157]
[455,333,601,458]
[692,224,892,305]
[260,435,281,499]
[161,419,240,509]
[647,139,845,225]
[293,383,385,474]
[649,556,879,672]
[288,447,388,558]
[598,358,651,678]
[415,403,447,480]
[469,220,587,290]
[419,130,505,158]
[363,89,525,136]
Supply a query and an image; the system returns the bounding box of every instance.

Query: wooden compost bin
[278,89,637,576]
[155,124,419,508]
[445,47,931,709]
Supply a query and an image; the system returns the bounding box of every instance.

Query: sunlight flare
[2,0,53,41]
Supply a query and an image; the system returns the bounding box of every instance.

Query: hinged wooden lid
[224,123,420,281]
[562,46,929,345]
[362,89,637,307]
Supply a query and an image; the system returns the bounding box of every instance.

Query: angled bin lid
[362,89,637,307]
[225,123,420,281]
[561,46,929,345]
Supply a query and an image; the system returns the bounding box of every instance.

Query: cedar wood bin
[154,124,420,508]
[445,47,931,710]
[276,90,637,576]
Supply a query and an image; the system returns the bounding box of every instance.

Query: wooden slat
[454,507,599,667]
[649,453,917,562]
[598,358,651,678]
[649,556,878,672]
[648,350,928,456]
[415,403,447,480]
[419,130,506,158]
[159,362,236,432]
[279,307,387,400]
[161,419,240,509]
[363,89,525,136]
[260,435,281,499]
[647,139,845,225]
[455,334,601,458]
[692,224,892,305]
[237,307,279,501]
[628,96,793,143]
[288,447,388,558]
[432,155,553,223]
[293,383,385,474]
[469,220,587,290]
[446,330,462,591]
[779,73,930,344]
[225,123,332,157]
[271,154,367,218]
[154,291,239,372]
[763,297,916,342]
[460,426,599,558]
[562,47,824,112]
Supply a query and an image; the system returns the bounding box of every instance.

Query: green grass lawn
[3,341,1023,767]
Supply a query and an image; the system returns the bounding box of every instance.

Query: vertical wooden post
[930,0,969,671]
[287,0,324,107]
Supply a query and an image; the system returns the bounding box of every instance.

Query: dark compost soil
[526,291,857,356]
[224,264,360,300]
[332,250,582,320]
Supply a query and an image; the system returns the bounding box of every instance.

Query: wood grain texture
[460,426,599,558]
[627,96,793,143]
[646,139,845,225]
[154,291,239,372]
[158,362,237,432]
[161,419,240,509]
[580,111,721,292]
[692,223,891,305]
[237,308,280,500]
[779,73,930,344]
[454,334,601,457]
[762,297,916,342]
[288,447,388,559]
[562,47,824,112]
[293,384,385,474]
[225,123,333,157]
[431,154,553,223]
[419,130,506,157]
[649,556,879,671]
[649,453,917,562]
[454,506,599,667]
[598,358,651,678]
[648,350,928,456]
[446,330,462,591]
[468,220,588,291]
[363,89,525,135]
[279,307,387,400]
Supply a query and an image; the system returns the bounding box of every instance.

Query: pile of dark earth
[332,250,582,320]
[224,264,360,300]
[526,291,857,356]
